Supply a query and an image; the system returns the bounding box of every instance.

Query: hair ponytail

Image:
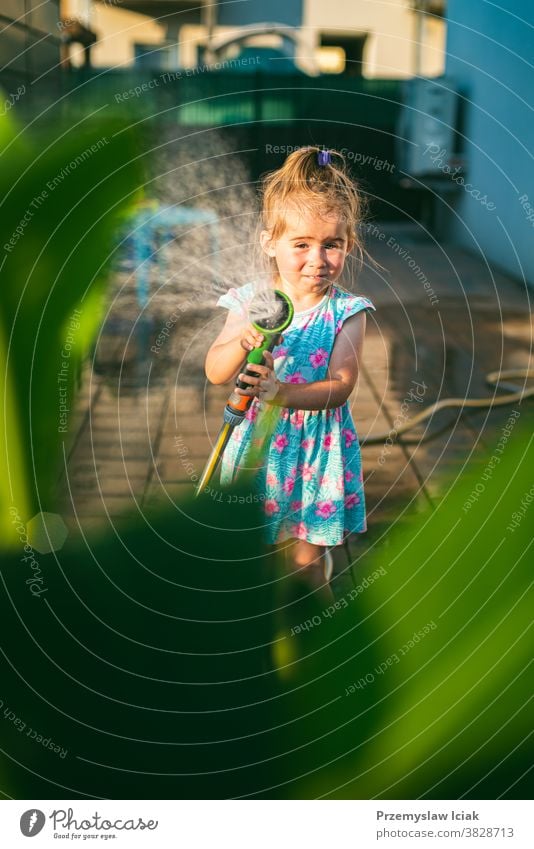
[260,146,367,262]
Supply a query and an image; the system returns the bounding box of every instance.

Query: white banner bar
[0,799,531,847]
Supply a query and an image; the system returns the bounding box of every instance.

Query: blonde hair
[259,147,367,275]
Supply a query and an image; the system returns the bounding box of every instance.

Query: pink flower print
[342,428,357,448]
[299,461,314,482]
[291,521,308,540]
[290,466,297,477]
[245,403,259,422]
[315,500,336,519]
[290,500,302,512]
[282,476,295,494]
[359,469,364,482]
[309,347,329,368]
[319,473,330,487]
[273,347,288,360]
[290,410,305,430]
[264,499,280,516]
[345,469,356,482]
[266,472,278,487]
[335,319,343,335]
[301,437,315,451]
[274,434,289,453]
[288,371,306,384]
[345,493,361,509]
[323,310,334,323]
[323,433,334,450]
[334,407,342,422]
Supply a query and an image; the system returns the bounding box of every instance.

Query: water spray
[196,289,294,495]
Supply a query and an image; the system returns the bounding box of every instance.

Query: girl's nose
[309,244,327,263]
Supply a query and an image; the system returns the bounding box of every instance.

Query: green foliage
[0,113,144,539]
[284,426,533,799]
[0,425,531,799]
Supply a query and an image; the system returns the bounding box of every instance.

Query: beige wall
[61,0,165,68]
[304,0,445,78]
[421,15,446,77]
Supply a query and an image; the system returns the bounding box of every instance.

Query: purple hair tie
[317,150,331,167]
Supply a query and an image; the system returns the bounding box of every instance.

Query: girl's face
[261,209,353,297]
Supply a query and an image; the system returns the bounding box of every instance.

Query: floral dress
[217,283,376,546]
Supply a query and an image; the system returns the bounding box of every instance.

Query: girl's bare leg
[283,539,334,600]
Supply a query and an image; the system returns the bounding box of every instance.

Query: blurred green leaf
[0,114,144,540]
[289,425,533,799]
[0,427,531,799]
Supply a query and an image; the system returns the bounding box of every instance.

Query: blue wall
[443,0,534,285]
[218,0,303,28]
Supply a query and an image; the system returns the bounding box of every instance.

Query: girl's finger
[250,366,268,378]
[238,373,260,385]
[254,364,271,376]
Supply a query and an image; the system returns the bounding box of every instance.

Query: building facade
[60,0,445,78]
[1,0,61,88]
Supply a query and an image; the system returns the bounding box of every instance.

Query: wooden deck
[59,223,533,593]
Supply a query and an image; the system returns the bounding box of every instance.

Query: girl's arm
[259,312,367,410]
[205,310,265,385]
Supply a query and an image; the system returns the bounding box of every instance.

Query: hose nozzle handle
[224,289,293,423]
[235,331,281,390]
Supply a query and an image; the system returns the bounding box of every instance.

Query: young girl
[205,147,375,589]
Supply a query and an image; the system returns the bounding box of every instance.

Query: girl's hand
[258,351,280,402]
[235,352,280,402]
[240,327,284,353]
[240,324,265,353]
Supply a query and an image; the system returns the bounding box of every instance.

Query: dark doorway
[320,32,368,77]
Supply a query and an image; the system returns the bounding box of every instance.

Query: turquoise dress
[217,283,376,547]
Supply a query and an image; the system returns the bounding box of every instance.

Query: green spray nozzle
[244,289,294,365]
[229,289,293,403]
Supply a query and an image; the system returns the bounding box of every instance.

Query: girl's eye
[295,242,341,251]
[293,242,342,249]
